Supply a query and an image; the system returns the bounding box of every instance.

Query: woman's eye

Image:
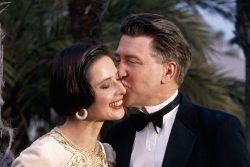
[101,82,114,89]
[115,57,121,63]
[101,84,110,89]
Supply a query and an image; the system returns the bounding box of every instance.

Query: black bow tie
[130,92,181,133]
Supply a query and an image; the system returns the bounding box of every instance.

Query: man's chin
[123,99,140,108]
[122,98,133,107]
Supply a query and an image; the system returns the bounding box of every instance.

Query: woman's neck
[58,117,103,152]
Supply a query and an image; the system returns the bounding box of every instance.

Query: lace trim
[43,128,115,167]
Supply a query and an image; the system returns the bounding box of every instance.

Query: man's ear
[161,61,177,84]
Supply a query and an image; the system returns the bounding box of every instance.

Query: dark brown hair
[120,13,191,85]
[50,43,110,116]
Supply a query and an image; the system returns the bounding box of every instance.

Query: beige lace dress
[11,128,116,167]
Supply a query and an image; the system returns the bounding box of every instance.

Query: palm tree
[1,0,72,155]
[235,0,250,148]
[68,0,108,43]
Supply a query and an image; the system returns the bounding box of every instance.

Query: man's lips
[121,80,129,89]
[123,93,128,99]
[120,80,129,99]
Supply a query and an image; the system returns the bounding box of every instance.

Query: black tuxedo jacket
[105,95,250,167]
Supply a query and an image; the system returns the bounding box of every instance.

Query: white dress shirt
[130,90,179,167]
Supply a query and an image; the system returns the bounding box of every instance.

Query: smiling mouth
[109,100,123,108]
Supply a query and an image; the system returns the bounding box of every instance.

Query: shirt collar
[144,90,178,114]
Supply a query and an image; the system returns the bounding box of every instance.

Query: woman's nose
[117,81,126,95]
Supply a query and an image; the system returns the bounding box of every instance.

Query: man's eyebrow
[115,53,138,59]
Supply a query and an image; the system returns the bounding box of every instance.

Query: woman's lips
[109,100,123,109]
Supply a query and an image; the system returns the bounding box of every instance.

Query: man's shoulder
[180,96,238,122]
[188,102,242,131]
[193,103,237,122]
[179,96,240,129]
[108,117,133,133]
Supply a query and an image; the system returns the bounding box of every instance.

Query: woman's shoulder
[23,128,64,154]
[11,128,68,167]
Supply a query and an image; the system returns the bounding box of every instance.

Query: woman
[11,43,126,167]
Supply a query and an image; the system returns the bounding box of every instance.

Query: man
[105,13,250,167]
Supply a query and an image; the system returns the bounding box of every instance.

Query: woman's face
[86,56,126,121]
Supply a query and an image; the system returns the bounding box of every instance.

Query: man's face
[116,35,165,107]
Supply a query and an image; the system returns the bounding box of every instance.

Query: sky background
[201,11,234,41]
[201,9,245,81]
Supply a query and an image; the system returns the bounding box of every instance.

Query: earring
[75,108,88,120]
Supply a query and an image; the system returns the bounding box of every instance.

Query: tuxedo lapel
[161,118,197,167]
[161,96,198,167]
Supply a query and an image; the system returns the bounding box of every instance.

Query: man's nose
[117,63,127,80]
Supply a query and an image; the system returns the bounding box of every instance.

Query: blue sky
[199,9,234,40]
[200,9,245,81]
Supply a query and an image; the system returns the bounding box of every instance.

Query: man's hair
[50,43,110,117]
[120,13,191,85]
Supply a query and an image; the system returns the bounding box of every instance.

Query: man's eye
[128,59,136,64]
[115,57,121,63]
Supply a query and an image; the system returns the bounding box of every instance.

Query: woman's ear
[161,61,177,84]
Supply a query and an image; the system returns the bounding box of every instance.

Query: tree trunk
[236,0,250,149]
[68,0,108,44]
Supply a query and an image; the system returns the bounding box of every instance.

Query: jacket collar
[162,95,198,167]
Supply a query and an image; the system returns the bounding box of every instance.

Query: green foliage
[176,0,235,21]
[1,0,72,154]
